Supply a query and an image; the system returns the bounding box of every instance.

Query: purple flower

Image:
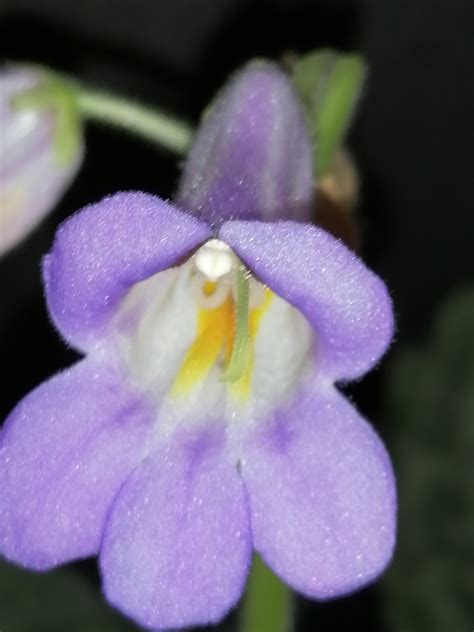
[0,62,396,629]
[0,66,83,256]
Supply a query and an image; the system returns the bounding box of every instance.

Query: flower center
[172,240,271,398]
[118,241,313,419]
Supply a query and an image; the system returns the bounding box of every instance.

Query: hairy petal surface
[177,61,313,226]
[101,428,251,630]
[0,359,152,570]
[220,220,394,380]
[43,191,212,351]
[241,382,396,599]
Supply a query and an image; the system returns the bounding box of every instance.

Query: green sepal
[293,49,367,177]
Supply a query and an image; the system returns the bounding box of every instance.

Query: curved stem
[240,555,294,632]
[77,88,193,154]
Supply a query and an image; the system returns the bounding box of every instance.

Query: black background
[0,0,473,630]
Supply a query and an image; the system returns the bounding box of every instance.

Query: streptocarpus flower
[0,66,83,256]
[0,62,396,629]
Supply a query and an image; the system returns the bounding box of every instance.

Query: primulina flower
[0,61,396,630]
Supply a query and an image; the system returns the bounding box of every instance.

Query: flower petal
[220,220,394,380]
[176,61,313,226]
[100,428,251,630]
[43,191,212,351]
[0,359,152,570]
[240,382,396,599]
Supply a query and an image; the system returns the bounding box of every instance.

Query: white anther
[195,239,234,280]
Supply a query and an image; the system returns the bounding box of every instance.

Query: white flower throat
[118,238,314,425]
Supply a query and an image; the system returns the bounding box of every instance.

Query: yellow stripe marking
[171,287,272,399]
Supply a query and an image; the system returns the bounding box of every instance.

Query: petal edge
[241,383,397,599]
[220,220,394,380]
[44,191,212,351]
[0,358,151,570]
[100,428,251,630]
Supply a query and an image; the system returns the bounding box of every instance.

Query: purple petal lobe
[177,61,313,226]
[220,220,394,380]
[101,429,251,630]
[241,383,396,599]
[0,359,151,570]
[43,191,212,351]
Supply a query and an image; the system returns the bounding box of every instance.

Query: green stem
[77,87,193,154]
[240,555,294,632]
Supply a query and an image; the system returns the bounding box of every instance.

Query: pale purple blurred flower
[0,62,396,630]
[0,67,83,255]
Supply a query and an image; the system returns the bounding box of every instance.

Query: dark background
[0,0,473,630]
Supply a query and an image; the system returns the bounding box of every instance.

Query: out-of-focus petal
[220,220,394,381]
[101,428,251,630]
[43,191,212,352]
[176,61,313,226]
[241,381,396,599]
[0,358,152,570]
[0,68,83,255]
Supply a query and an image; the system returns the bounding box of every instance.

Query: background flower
[0,66,83,256]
